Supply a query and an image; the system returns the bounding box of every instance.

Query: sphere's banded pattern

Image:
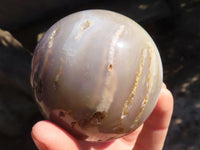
[31,9,163,142]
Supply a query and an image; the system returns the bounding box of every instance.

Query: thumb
[31,120,81,150]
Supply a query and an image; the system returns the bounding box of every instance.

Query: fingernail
[32,136,47,150]
[162,83,167,89]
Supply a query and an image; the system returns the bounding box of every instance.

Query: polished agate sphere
[31,9,163,142]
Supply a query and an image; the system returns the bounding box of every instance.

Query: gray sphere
[31,9,163,142]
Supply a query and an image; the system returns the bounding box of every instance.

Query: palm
[78,126,142,149]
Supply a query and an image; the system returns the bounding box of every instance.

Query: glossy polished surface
[31,9,163,142]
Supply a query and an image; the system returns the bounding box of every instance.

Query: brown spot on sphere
[108,64,113,71]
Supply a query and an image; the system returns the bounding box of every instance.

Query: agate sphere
[31,9,163,142]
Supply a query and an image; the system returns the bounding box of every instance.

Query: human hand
[31,84,173,150]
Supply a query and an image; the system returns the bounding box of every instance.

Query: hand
[31,84,173,150]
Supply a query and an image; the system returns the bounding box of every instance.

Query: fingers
[32,121,135,150]
[121,124,143,145]
[133,86,174,150]
[79,127,143,150]
[31,120,81,150]
[79,139,134,150]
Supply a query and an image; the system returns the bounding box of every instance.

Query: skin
[31,83,173,150]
